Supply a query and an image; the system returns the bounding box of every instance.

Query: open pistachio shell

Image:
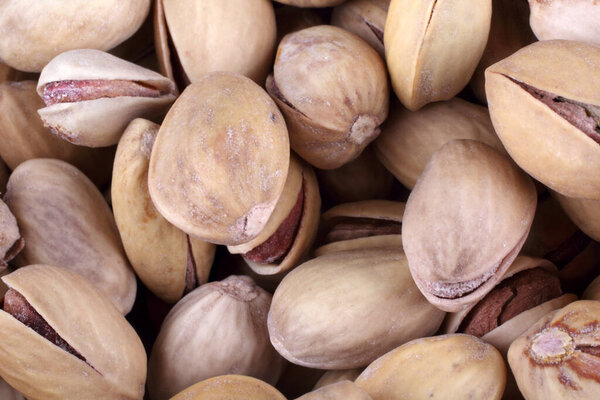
[148,72,289,246]
[529,0,600,46]
[0,199,23,268]
[553,192,600,242]
[0,265,146,400]
[4,159,137,314]
[171,375,286,400]
[268,248,446,369]
[385,0,492,110]
[403,139,536,312]
[486,40,600,199]
[298,381,372,400]
[112,119,215,303]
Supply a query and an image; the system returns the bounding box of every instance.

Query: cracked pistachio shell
[314,369,363,390]
[171,375,285,400]
[553,192,600,243]
[0,199,23,268]
[355,334,506,400]
[155,0,276,85]
[267,25,389,170]
[403,139,536,312]
[112,119,215,303]
[374,98,505,189]
[0,265,146,400]
[148,72,289,246]
[148,276,284,400]
[37,49,177,147]
[0,0,150,72]
[508,300,600,399]
[268,248,446,369]
[486,40,600,199]
[298,381,372,400]
[4,159,137,315]
[529,0,600,46]
[385,0,492,111]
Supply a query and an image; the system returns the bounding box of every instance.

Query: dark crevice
[322,217,402,245]
[365,21,384,44]
[544,230,591,269]
[266,76,309,119]
[42,80,167,106]
[184,236,198,295]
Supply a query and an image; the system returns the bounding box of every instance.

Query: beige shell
[314,369,363,390]
[4,159,137,315]
[268,25,389,170]
[374,97,505,189]
[0,0,150,72]
[553,191,600,242]
[0,265,146,400]
[297,381,372,400]
[268,248,446,369]
[508,300,600,399]
[148,72,289,246]
[148,276,284,400]
[112,119,215,303]
[0,81,114,186]
[355,334,506,400]
[529,0,600,46]
[384,0,492,110]
[155,0,276,85]
[402,139,536,312]
[275,0,347,6]
[0,199,23,268]
[170,375,285,400]
[37,49,176,147]
[486,40,600,199]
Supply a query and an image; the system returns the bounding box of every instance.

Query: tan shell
[355,334,506,400]
[275,0,347,6]
[298,381,372,400]
[402,139,537,312]
[37,49,176,147]
[508,300,600,399]
[268,248,446,369]
[148,276,284,400]
[384,0,492,110]
[0,199,23,268]
[486,40,600,199]
[268,25,389,170]
[0,0,150,72]
[529,0,600,46]
[170,375,285,400]
[155,0,276,85]
[112,119,215,303]
[4,159,137,315]
[148,72,290,246]
[0,81,114,186]
[553,192,600,242]
[314,369,363,390]
[0,265,146,400]
[374,97,505,189]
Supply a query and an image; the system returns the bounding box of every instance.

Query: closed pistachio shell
[553,192,600,242]
[313,369,363,390]
[170,375,286,400]
[529,0,600,46]
[297,381,372,400]
[0,199,23,268]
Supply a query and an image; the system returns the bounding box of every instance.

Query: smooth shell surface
[170,375,285,400]
[529,0,600,46]
[331,0,389,57]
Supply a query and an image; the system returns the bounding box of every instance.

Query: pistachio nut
[355,334,506,400]
[314,369,363,390]
[0,199,23,268]
[402,139,537,312]
[529,0,600,46]
[155,0,276,86]
[274,0,347,6]
[486,40,600,199]
[268,248,446,369]
[297,381,372,400]
[315,200,404,256]
[331,0,390,57]
[267,25,389,170]
[37,49,176,147]
[385,0,492,110]
[0,265,146,400]
[148,275,284,400]
[0,81,114,186]
[4,158,137,314]
[148,72,290,246]
[112,119,215,303]
[553,191,600,243]
[275,6,327,44]
[508,300,600,399]
[171,375,286,400]
[374,98,505,189]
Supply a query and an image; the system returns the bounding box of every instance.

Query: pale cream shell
[529,0,600,46]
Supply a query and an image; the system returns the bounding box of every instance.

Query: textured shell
[529,0,600,46]
[486,40,600,199]
[112,119,215,303]
[385,0,492,110]
[148,72,289,246]
[0,0,150,72]
[0,265,146,400]
[402,140,536,312]
[268,248,446,369]
[554,192,600,242]
[375,98,505,189]
[355,334,506,400]
[148,276,284,400]
[4,159,137,314]
[170,375,285,400]
[298,381,372,400]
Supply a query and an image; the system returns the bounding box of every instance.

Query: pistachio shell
[148,72,289,246]
[0,265,146,400]
[112,119,215,303]
[314,369,363,390]
[298,381,372,400]
[355,334,506,400]
[485,40,600,199]
[385,0,492,110]
[403,139,536,312]
[170,375,286,400]
[268,248,446,369]
[529,0,600,46]
[0,199,23,268]
[553,192,600,242]
[4,159,137,314]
